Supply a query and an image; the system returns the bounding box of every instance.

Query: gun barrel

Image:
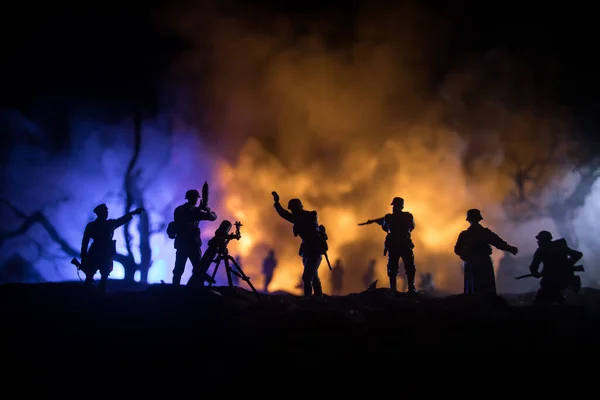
[514,273,533,280]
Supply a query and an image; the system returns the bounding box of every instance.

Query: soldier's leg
[534,286,553,306]
[387,252,400,290]
[84,272,94,287]
[463,263,474,294]
[98,273,109,294]
[264,272,273,292]
[173,249,188,286]
[311,255,323,296]
[401,249,417,292]
[301,253,322,296]
[188,248,215,285]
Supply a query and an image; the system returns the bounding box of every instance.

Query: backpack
[166,221,178,239]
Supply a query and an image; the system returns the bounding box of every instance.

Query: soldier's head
[391,197,404,212]
[466,209,483,224]
[185,189,200,206]
[535,230,553,247]
[287,198,303,214]
[268,249,275,257]
[93,203,109,220]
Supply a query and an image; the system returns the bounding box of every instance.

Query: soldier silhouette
[272,191,326,297]
[80,203,143,294]
[362,197,418,293]
[362,259,376,289]
[171,189,217,286]
[529,230,583,306]
[330,259,344,295]
[419,272,435,292]
[454,209,518,295]
[262,249,277,292]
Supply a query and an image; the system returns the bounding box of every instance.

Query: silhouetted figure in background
[232,256,242,286]
[272,191,325,297]
[330,259,344,295]
[171,189,217,286]
[454,209,518,295]
[419,272,436,292]
[363,259,376,289]
[360,197,418,293]
[529,230,583,306]
[262,249,277,292]
[80,204,143,294]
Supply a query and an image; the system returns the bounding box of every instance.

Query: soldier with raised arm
[80,203,143,294]
[171,189,217,286]
[272,191,326,297]
[454,209,518,295]
[528,230,583,306]
[358,197,418,293]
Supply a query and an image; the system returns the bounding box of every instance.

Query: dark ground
[2,281,600,366]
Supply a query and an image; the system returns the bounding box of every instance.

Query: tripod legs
[226,256,261,298]
[207,254,260,299]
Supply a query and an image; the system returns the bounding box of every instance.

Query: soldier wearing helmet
[271,191,324,297]
[454,208,518,295]
[529,230,583,306]
[379,197,419,292]
[171,189,217,286]
[80,203,143,293]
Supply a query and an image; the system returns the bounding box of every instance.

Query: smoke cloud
[160,1,599,293]
[2,1,598,292]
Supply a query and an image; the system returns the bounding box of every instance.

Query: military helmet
[93,203,108,215]
[535,230,553,242]
[391,197,404,206]
[185,189,200,200]
[287,198,303,210]
[466,208,483,222]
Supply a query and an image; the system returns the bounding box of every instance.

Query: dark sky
[1,0,599,127]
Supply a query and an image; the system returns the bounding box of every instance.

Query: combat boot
[313,279,324,297]
[406,273,419,294]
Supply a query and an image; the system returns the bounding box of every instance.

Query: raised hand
[272,191,280,203]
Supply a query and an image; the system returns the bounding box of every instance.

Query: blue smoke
[0,107,239,286]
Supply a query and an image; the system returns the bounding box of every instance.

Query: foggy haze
[1,1,598,293]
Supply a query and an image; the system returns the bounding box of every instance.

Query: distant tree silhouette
[0,110,174,284]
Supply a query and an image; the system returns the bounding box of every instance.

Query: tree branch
[121,111,143,272]
[0,198,79,257]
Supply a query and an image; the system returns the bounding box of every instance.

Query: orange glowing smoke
[167,3,571,294]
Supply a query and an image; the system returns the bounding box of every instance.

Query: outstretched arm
[272,191,293,223]
[113,208,143,229]
[487,229,518,255]
[80,224,92,259]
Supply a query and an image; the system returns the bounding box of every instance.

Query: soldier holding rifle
[526,230,584,306]
[358,197,418,293]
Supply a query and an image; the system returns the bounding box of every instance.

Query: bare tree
[0,111,175,284]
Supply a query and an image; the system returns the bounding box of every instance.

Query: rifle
[71,257,83,270]
[357,217,384,226]
[514,265,584,280]
[318,225,332,270]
